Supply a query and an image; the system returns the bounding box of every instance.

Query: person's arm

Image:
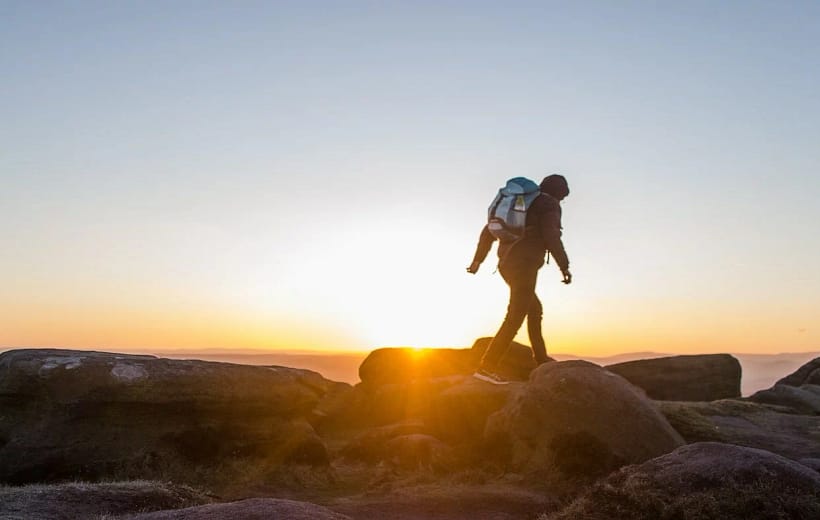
[467,225,495,273]
[539,202,571,282]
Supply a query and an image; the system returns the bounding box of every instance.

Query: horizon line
[2,345,819,358]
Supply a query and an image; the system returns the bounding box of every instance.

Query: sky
[2,1,819,356]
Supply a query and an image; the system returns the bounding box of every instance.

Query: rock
[330,376,467,429]
[358,348,474,387]
[606,354,741,401]
[383,434,455,471]
[0,480,209,520]
[775,357,820,386]
[747,358,820,415]
[130,498,351,519]
[341,421,429,463]
[0,349,334,486]
[309,385,358,434]
[749,383,820,414]
[542,443,820,520]
[801,458,820,472]
[426,376,517,443]
[484,361,683,476]
[657,399,820,460]
[357,339,540,389]
[470,337,541,381]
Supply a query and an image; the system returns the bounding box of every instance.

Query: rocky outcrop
[485,361,684,476]
[775,357,820,386]
[470,337,545,380]
[0,349,343,485]
[130,498,351,519]
[658,358,820,461]
[357,338,539,388]
[657,399,820,460]
[0,481,209,520]
[331,376,517,471]
[606,354,741,401]
[340,421,428,463]
[749,383,820,414]
[426,376,516,442]
[358,348,474,386]
[543,443,820,520]
[749,357,820,414]
[328,376,468,429]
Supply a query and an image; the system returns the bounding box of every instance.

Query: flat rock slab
[749,383,820,414]
[0,349,336,485]
[606,354,741,401]
[658,399,820,460]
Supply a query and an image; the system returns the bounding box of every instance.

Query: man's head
[540,174,569,201]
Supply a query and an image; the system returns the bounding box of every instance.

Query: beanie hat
[540,174,570,199]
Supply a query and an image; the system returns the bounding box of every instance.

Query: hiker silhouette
[468,174,571,385]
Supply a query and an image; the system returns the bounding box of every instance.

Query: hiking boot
[472,369,509,385]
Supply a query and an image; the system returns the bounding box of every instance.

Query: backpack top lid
[501,177,540,196]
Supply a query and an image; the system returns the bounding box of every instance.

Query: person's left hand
[561,269,572,285]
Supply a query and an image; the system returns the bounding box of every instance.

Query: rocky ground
[1,340,818,519]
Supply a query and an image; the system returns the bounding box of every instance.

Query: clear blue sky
[2,1,819,354]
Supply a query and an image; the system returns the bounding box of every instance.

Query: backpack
[487,177,541,242]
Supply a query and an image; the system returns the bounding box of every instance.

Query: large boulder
[358,348,474,387]
[357,339,539,389]
[470,337,542,381]
[657,399,820,460]
[130,498,351,519]
[606,354,741,401]
[0,349,336,486]
[485,361,684,476]
[542,443,820,520]
[0,481,209,520]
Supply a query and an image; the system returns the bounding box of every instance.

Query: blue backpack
[487,177,541,242]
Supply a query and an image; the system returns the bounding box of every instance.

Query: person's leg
[480,265,538,370]
[527,292,549,364]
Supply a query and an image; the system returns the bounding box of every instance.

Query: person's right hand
[561,269,572,284]
[466,261,480,274]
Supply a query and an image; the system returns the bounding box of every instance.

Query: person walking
[467,174,571,384]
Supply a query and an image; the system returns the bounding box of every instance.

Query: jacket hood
[540,174,569,200]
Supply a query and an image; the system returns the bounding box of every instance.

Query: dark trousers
[480,262,549,369]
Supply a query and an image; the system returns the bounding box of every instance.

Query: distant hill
[149,348,820,396]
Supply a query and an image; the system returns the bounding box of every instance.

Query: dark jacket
[471,193,569,272]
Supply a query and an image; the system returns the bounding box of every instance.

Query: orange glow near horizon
[2,294,817,357]
[2,194,818,358]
